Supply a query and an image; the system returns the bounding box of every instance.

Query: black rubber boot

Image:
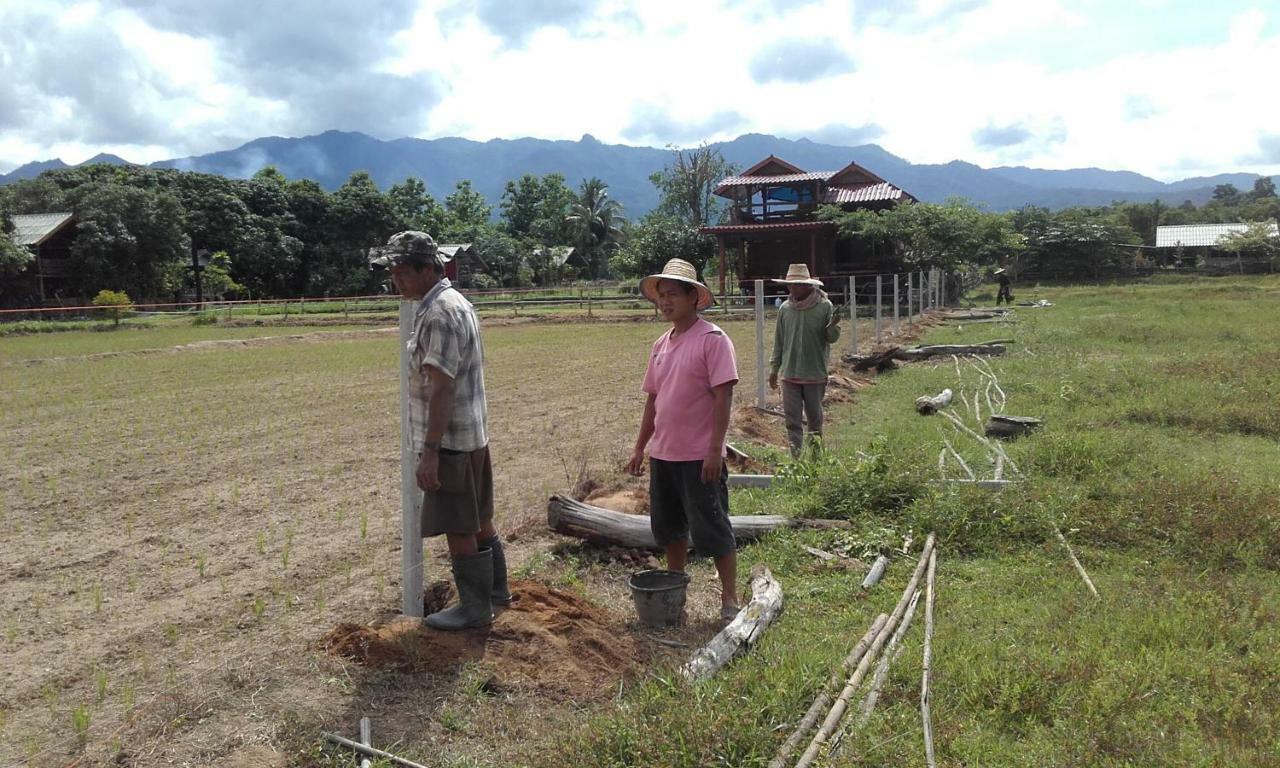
[424,549,494,631]
[480,535,512,606]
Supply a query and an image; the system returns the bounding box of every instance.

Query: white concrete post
[907,271,915,323]
[847,275,857,355]
[755,279,766,408]
[874,275,882,343]
[399,300,423,618]
[893,274,900,335]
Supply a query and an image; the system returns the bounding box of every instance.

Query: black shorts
[421,446,494,537]
[648,458,736,558]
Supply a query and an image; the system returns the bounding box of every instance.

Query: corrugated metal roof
[821,183,905,204]
[10,212,75,246]
[437,243,474,260]
[715,171,835,189]
[1155,221,1279,248]
[700,221,834,234]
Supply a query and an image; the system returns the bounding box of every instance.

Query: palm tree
[565,178,626,279]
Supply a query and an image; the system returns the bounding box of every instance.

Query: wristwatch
[422,440,441,452]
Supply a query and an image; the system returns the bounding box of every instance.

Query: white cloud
[1,0,1277,183]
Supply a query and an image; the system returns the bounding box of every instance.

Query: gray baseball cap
[368,230,441,269]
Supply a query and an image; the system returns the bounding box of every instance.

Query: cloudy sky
[1,0,1277,180]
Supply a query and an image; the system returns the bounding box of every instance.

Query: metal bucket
[628,569,691,627]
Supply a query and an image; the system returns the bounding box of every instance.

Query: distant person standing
[768,263,841,458]
[369,231,510,631]
[627,258,741,620]
[995,268,1013,305]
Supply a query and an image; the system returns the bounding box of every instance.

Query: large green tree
[65,183,188,300]
[566,178,626,279]
[649,145,736,228]
[822,198,1023,273]
[499,173,575,245]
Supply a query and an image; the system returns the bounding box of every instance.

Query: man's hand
[768,371,778,390]
[626,448,646,477]
[416,449,440,492]
[701,448,723,484]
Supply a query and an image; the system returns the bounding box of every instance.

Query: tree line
[2,150,1277,306]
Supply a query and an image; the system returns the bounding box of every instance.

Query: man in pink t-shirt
[627,258,741,620]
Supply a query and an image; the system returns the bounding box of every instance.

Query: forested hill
[2,131,1270,214]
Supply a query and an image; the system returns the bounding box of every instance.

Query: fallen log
[895,343,1006,361]
[861,555,890,588]
[547,495,847,551]
[844,347,901,372]
[681,565,784,682]
[939,309,1009,320]
[985,415,1043,440]
[915,388,954,415]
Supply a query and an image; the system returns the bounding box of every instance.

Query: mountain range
[1,132,1270,215]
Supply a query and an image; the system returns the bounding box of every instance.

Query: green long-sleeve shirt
[770,297,841,381]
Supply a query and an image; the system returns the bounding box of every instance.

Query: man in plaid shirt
[370,231,508,631]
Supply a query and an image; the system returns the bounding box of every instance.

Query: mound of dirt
[732,404,787,447]
[584,487,649,515]
[322,580,644,700]
[825,372,873,404]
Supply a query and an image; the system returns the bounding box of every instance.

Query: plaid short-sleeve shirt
[407,279,488,453]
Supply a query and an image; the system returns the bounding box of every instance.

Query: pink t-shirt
[642,318,739,462]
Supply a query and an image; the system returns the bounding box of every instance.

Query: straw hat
[772,263,824,287]
[640,258,715,310]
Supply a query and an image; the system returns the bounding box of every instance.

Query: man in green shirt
[768,264,841,458]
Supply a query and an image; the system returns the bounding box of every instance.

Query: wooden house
[699,156,915,293]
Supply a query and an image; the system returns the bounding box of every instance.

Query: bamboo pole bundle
[767,614,888,768]
[793,534,936,768]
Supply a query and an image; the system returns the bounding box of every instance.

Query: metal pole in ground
[399,300,423,619]
[875,275,882,343]
[893,274,900,336]
[755,279,766,408]
[848,275,857,355]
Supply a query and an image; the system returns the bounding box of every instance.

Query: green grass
[548,275,1280,767]
[0,322,375,362]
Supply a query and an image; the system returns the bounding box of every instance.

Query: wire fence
[1,270,957,326]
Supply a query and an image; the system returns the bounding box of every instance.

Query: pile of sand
[323,580,645,700]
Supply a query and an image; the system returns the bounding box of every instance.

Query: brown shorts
[421,446,494,537]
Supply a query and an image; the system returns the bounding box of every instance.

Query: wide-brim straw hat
[772,263,824,287]
[640,258,714,310]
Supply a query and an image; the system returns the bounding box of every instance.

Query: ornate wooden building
[699,156,915,293]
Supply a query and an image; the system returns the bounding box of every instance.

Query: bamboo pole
[921,548,938,768]
[857,589,922,723]
[795,534,936,768]
[324,732,430,768]
[1055,527,1100,598]
[767,614,888,768]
